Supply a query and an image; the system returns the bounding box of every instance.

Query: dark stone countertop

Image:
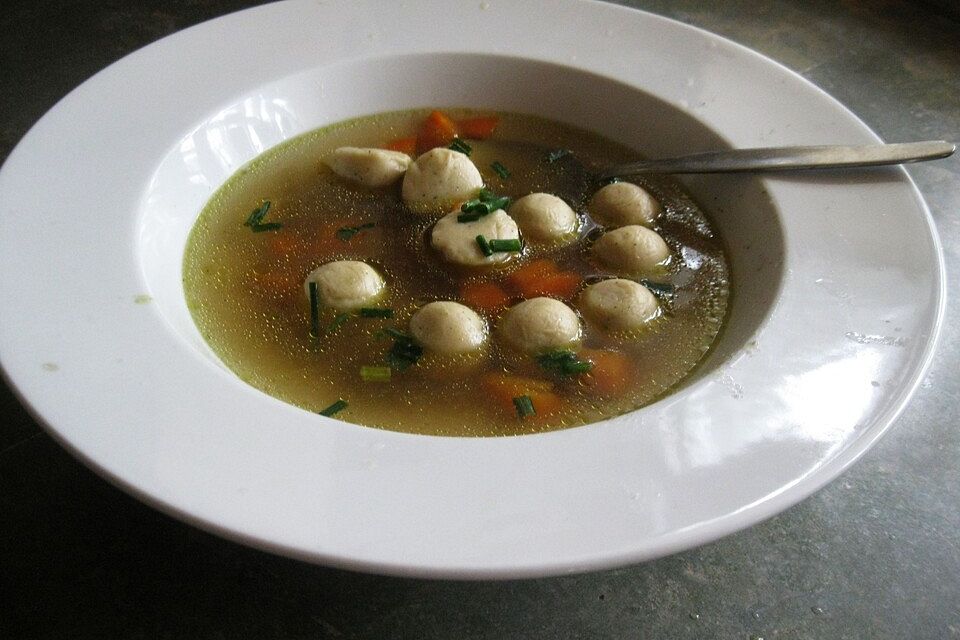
[2,1,958,637]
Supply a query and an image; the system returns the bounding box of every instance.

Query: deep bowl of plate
[0,0,943,578]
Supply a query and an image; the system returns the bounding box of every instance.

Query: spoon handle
[599,140,956,177]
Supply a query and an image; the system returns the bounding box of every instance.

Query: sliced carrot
[458,116,499,140]
[529,271,583,300]
[385,136,417,155]
[416,110,459,154]
[580,349,633,396]
[504,259,559,295]
[480,372,562,417]
[460,281,511,313]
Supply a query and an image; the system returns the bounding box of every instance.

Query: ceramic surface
[0,0,943,578]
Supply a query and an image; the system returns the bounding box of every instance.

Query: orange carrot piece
[458,116,500,140]
[581,349,633,396]
[480,372,561,417]
[385,136,417,155]
[504,259,559,295]
[529,271,583,300]
[416,110,459,153]
[460,281,511,313]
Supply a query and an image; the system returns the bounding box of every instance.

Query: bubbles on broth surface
[182,109,731,436]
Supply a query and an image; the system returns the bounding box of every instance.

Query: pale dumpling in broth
[578,278,659,331]
[509,193,579,244]
[402,148,484,213]
[410,301,488,355]
[431,208,520,268]
[497,297,582,355]
[326,147,411,187]
[591,225,671,277]
[304,260,385,310]
[588,181,662,228]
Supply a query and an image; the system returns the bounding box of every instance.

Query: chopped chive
[476,235,494,257]
[546,149,572,163]
[640,279,675,297]
[319,399,348,417]
[491,160,510,179]
[251,222,282,232]
[536,349,593,376]
[384,327,411,340]
[457,211,484,223]
[359,307,394,319]
[458,189,511,223]
[360,365,392,382]
[563,360,594,374]
[336,222,376,242]
[388,340,423,371]
[513,395,536,419]
[488,238,522,253]
[244,201,271,226]
[327,312,351,334]
[448,138,472,155]
[308,282,321,337]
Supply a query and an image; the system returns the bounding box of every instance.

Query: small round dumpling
[401,148,484,214]
[498,297,581,355]
[409,301,488,355]
[592,225,671,276]
[326,147,412,187]
[304,260,384,310]
[509,193,579,244]
[431,208,520,268]
[579,278,659,331]
[588,182,662,228]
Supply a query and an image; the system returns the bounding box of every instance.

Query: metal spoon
[598,140,955,179]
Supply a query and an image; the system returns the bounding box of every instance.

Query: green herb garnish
[359,307,394,319]
[536,349,594,376]
[308,281,321,337]
[491,160,510,179]
[476,235,494,257]
[251,222,282,232]
[488,238,522,253]
[319,399,348,417]
[448,138,472,155]
[513,395,536,419]
[457,188,511,222]
[244,201,281,231]
[327,312,351,334]
[388,333,424,371]
[640,279,675,297]
[244,201,271,226]
[546,149,572,163]
[360,366,392,382]
[336,222,376,242]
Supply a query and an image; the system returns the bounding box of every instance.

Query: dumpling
[304,260,385,310]
[431,208,520,268]
[509,193,578,244]
[409,301,488,355]
[578,278,659,331]
[591,225,671,276]
[497,297,581,354]
[401,148,484,214]
[326,147,411,187]
[588,182,661,228]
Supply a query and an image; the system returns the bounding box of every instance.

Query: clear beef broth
[183,109,730,436]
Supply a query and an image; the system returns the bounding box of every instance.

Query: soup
[183,109,730,436]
